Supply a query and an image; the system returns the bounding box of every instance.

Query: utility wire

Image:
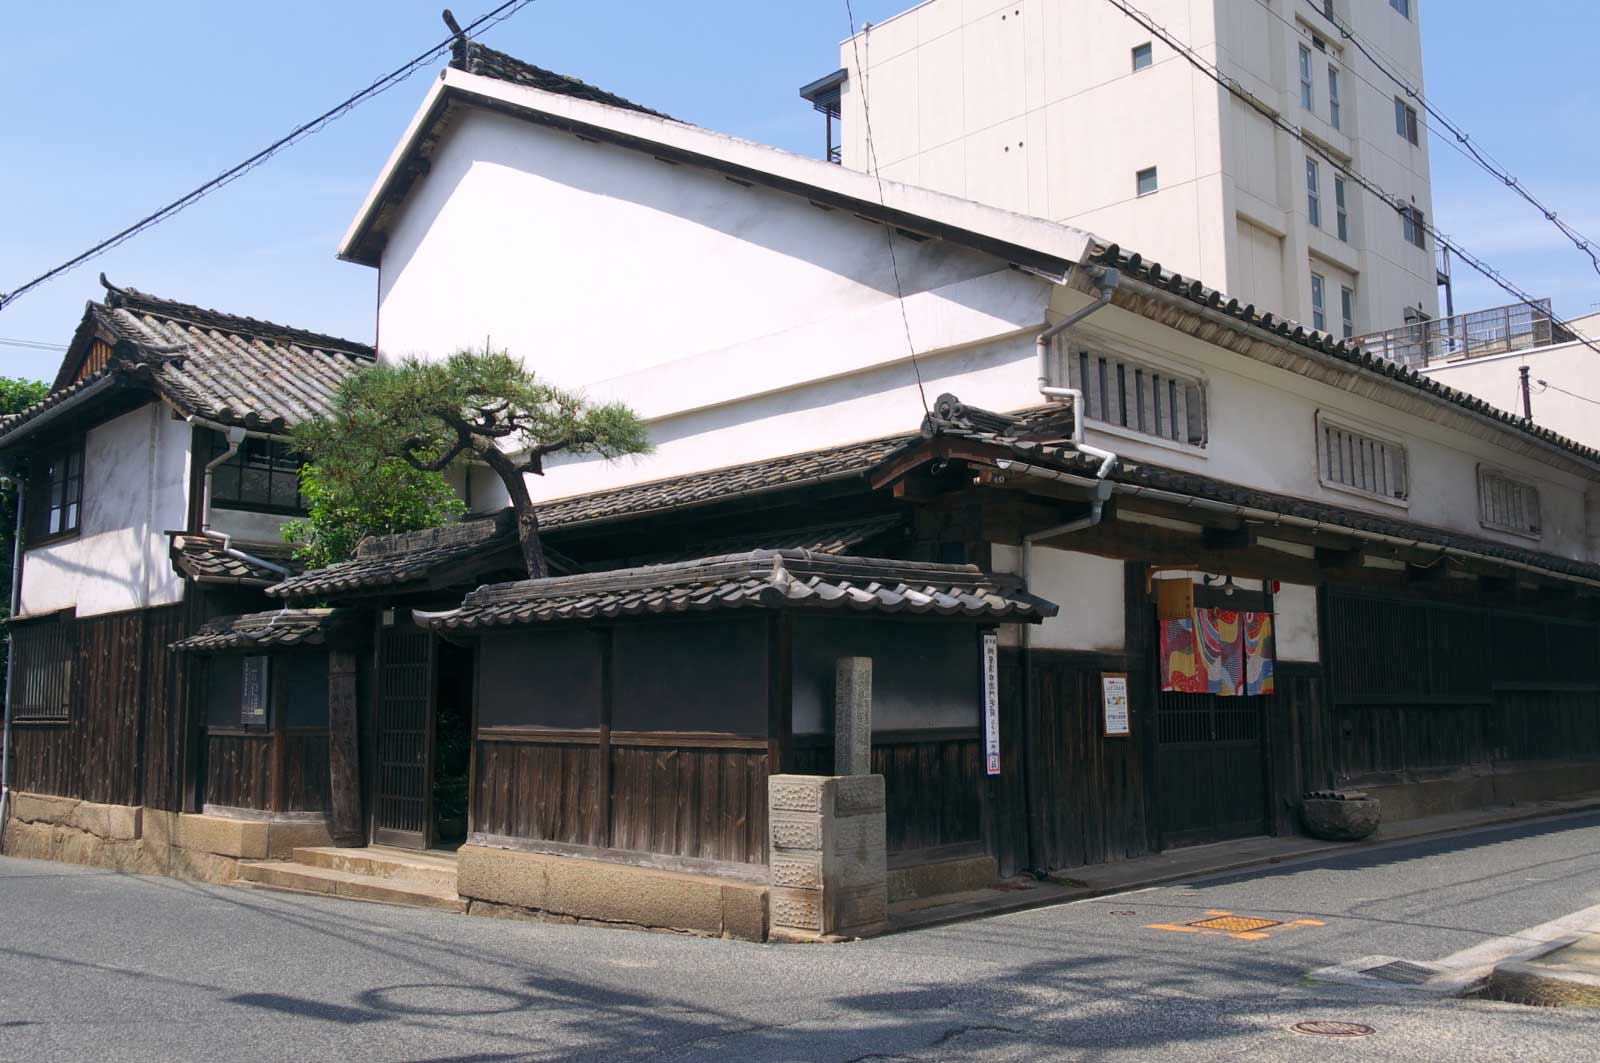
[844,0,931,419]
[0,0,539,313]
[0,338,68,353]
[1535,379,1600,409]
[1101,0,1600,363]
[1312,5,1600,278]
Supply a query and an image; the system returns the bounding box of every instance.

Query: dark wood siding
[608,741,768,864]
[204,733,274,810]
[473,737,603,847]
[9,604,192,808]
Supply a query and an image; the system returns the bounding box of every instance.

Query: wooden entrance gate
[1155,690,1268,848]
[373,620,435,849]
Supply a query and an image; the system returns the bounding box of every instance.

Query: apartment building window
[1340,285,1355,339]
[1394,97,1420,145]
[1478,467,1542,537]
[28,440,84,542]
[1310,272,1327,331]
[1334,176,1349,241]
[1298,45,1314,111]
[1401,203,1427,249]
[1305,159,1321,228]
[1389,0,1411,18]
[1064,345,1207,447]
[208,435,307,514]
[1328,67,1342,129]
[1132,42,1152,71]
[1318,414,1408,503]
[1136,167,1159,196]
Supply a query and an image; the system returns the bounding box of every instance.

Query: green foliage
[280,459,465,570]
[293,350,651,476]
[293,349,651,577]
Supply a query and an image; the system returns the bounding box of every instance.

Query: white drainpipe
[186,417,292,579]
[0,480,24,845]
[1015,266,1122,875]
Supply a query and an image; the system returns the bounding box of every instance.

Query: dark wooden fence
[9,603,193,809]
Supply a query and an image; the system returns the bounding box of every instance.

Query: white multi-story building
[808,0,1440,337]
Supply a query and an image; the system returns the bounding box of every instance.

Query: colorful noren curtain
[1159,607,1275,696]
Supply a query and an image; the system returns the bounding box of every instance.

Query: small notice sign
[1101,672,1131,738]
[982,632,1001,775]
[240,656,270,728]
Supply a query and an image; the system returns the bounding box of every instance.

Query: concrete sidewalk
[889,790,1600,933]
[1488,935,1600,1007]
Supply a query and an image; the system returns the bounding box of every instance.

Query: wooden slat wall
[1030,650,1150,870]
[282,731,332,814]
[204,734,273,810]
[608,743,769,865]
[473,739,603,847]
[873,732,984,855]
[10,604,190,807]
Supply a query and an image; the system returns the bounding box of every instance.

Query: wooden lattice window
[9,613,75,721]
[28,440,84,542]
[1058,343,1206,447]
[1317,414,1407,503]
[1478,467,1541,537]
[208,435,306,515]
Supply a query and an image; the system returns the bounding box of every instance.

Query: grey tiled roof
[171,608,356,653]
[449,38,670,119]
[267,510,518,600]
[0,281,374,444]
[920,396,1600,584]
[417,550,1057,631]
[538,436,913,529]
[268,437,914,600]
[595,514,907,569]
[1085,243,1600,468]
[170,534,298,587]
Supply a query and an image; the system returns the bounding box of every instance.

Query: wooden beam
[1316,546,1363,571]
[326,649,364,846]
[1202,525,1256,550]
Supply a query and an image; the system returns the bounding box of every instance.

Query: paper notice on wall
[982,632,1001,775]
[1101,673,1131,737]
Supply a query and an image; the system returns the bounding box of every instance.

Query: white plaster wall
[1027,548,1126,652]
[1273,580,1319,662]
[1065,302,1596,563]
[841,0,1438,334]
[20,403,190,618]
[1424,342,1600,451]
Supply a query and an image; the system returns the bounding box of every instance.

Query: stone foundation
[2,791,332,884]
[457,844,769,941]
[887,854,998,903]
[768,774,888,940]
[1361,761,1600,824]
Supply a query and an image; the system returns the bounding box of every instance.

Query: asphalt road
[3,812,1600,1062]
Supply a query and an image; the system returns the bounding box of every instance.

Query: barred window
[1478,468,1541,537]
[1318,415,1407,502]
[1057,342,1206,447]
[10,613,75,721]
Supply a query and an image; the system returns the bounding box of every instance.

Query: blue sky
[2,0,1597,382]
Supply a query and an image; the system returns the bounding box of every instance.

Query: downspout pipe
[1017,265,1122,877]
[1,479,25,846]
[186,417,293,579]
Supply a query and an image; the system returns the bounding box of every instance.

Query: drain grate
[1187,915,1281,933]
[1290,1020,1375,1038]
[1363,960,1438,985]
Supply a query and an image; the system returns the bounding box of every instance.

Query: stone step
[289,846,458,892]
[236,861,466,912]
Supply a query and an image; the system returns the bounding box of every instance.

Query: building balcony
[1355,298,1576,371]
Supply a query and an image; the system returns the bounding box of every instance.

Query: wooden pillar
[327,649,363,846]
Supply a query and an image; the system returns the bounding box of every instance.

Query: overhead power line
[0,0,539,313]
[0,337,68,353]
[843,1,931,419]
[1316,6,1600,279]
[1101,0,1600,362]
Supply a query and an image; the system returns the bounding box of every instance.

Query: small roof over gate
[172,608,359,653]
[415,550,1058,632]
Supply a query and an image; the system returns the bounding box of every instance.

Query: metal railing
[1354,299,1576,370]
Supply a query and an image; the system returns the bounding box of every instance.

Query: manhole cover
[1290,1021,1375,1038]
[1187,915,1281,933]
[1363,960,1437,985]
